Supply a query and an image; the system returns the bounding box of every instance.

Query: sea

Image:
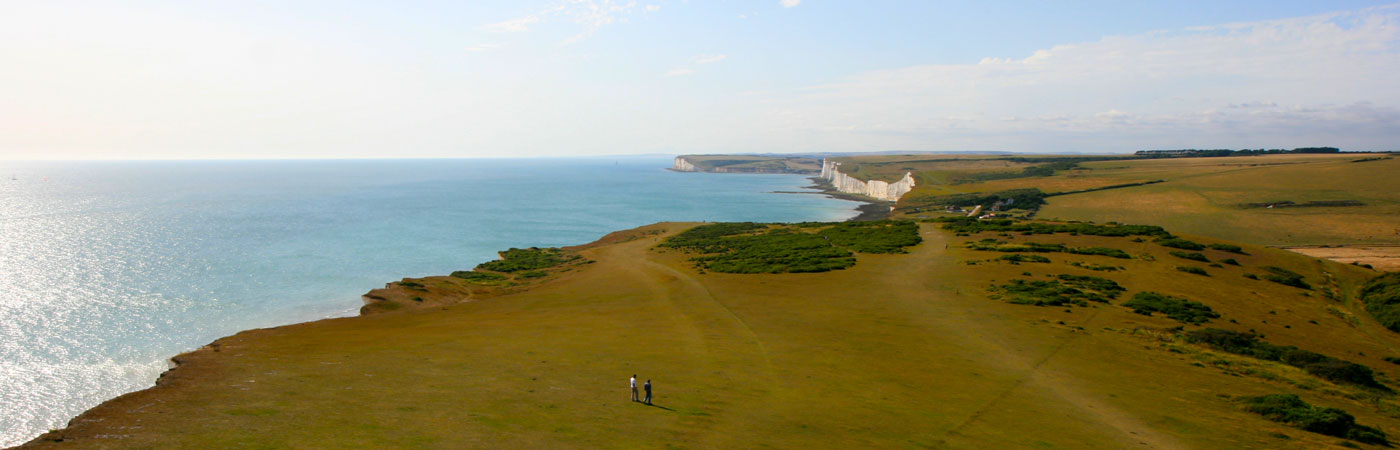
[0,157,858,446]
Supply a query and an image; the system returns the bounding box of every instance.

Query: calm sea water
[0,157,857,445]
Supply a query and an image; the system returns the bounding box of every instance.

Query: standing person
[643,379,652,405]
[630,375,638,402]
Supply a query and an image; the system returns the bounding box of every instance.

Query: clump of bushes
[965,239,1130,259]
[989,274,1124,307]
[1156,237,1206,250]
[1122,292,1219,324]
[1069,261,1121,272]
[1000,254,1050,264]
[398,281,426,290]
[1261,266,1311,290]
[1221,258,1240,266]
[934,217,1169,238]
[477,247,581,273]
[1208,243,1247,254]
[819,221,922,253]
[1185,329,1390,391]
[1068,247,1132,259]
[1239,394,1388,445]
[450,271,508,283]
[1169,251,1210,262]
[1361,272,1400,334]
[660,221,923,274]
[1176,266,1210,276]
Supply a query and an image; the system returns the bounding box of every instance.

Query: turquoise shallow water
[0,157,858,445]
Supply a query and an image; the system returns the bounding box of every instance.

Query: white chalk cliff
[819,159,915,202]
[672,157,698,172]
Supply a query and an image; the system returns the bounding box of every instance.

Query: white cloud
[780,0,802,7]
[740,7,1400,151]
[666,67,695,77]
[694,54,727,64]
[481,0,640,41]
[482,16,539,33]
[466,43,500,52]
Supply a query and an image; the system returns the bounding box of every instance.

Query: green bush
[661,222,922,274]
[450,271,508,282]
[990,279,1113,307]
[819,221,922,253]
[1185,329,1390,391]
[1222,258,1240,266]
[934,218,1169,238]
[1362,273,1400,334]
[1067,247,1132,259]
[1176,266,1210,276]
[477,247,581,273]
[1240,394,1388,445]
[1069,261,1121,271]
[519,271,548,278]
[1170,251,1210,262]
[1262,266,1311,290]
[1122,292,1219,324]
[1056,274,1125,299]
[1000,254,1051,263]
[1208,243,1247,254]
[1156,237,1206,250]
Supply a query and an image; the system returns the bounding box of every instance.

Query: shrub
[1069,261,1121,272]
[819,221,923,253]
[519,271,548,278]
[1185,329,1390,391]
[1123,292,1219,324]
[1222,258,1240,266]
[1000,254,1050,263]
[1170,251,1210,262]
[478,247,581,273]
[1245,273,1259,280]
[1262,266,1311,290]
[1208,243,1247,254]
[661,222,922,274]
[1056,274,1126,299]
[989,274,1123,307]
[1156,237,1206,250]
[450,271,507,283]
[1176,266,1209,276]
[1240,394,1388,445]
[1068,247,1132,259]
[398,281,426,290]
[1362,273,1400,333]
[932,217,1169,237]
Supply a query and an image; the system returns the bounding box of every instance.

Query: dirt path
[898,226,1187,449]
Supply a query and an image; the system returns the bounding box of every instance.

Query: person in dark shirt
[643,379,652,405]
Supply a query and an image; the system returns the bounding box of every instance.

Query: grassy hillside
[23,220,1400,449]
[675,155,822,174]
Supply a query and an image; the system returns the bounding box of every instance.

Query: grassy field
[882,153,1399,247]
[24,221,1400,449]
[674,155,822,174]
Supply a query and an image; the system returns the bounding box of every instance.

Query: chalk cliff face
[819,159,915,202]
[673,157,699,172]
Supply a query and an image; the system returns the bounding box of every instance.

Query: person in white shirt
[630,375,639,402]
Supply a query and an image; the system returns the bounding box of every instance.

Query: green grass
[1069,261,1122,271]
[1239,394,1388,445]
[819,221,923,253]
[1122,292,1219,324]
[450,271,508,283]
[1207,243,1247,254]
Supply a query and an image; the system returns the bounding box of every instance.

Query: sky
[1,0,1398,159]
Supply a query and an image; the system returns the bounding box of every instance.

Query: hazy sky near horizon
[2,1,1399,159]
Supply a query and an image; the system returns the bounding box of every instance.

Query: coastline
[805,177,893,222]
[9,170,867,448]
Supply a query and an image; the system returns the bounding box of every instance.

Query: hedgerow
[1239,394,1387,445]
[1185,329,1390,391]
[1122,292,1219,324]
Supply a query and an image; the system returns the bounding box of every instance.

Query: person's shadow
[644,403,674,411]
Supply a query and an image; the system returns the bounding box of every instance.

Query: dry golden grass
[22,222,1400,449]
